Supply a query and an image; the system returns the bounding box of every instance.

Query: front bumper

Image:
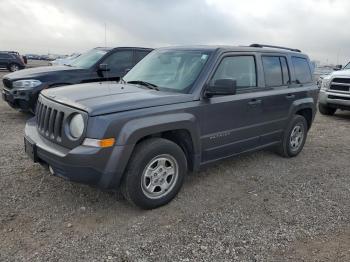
[2,86,40,111]
[24,118,133,189]
[319,90,350,110]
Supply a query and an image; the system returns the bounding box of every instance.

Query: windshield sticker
[201,54,208,60]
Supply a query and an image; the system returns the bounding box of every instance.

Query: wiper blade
[127,80,159,90]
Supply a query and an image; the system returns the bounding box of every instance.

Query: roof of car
[158,45,306,55]
[94,47,153,52]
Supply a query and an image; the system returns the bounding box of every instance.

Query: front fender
[118,113,200,153]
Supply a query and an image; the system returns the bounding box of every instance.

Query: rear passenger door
[258,55,294,144]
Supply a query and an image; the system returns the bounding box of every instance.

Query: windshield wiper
[127,80,159,91]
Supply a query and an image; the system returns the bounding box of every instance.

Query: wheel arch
[289,98,316,130]
[118,113,201,173]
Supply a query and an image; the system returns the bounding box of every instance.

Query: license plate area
[24,137,38,162]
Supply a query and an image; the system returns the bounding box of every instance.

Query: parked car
[24,44,319,209]
[0,52,26,72]
[318,61,350,115]
[26,54,41,60]
[2,47,153,113]
[49,53,81,66]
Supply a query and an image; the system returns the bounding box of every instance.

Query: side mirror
[333,65,342,71]
[204,79,237,98]
[98,63,110,71]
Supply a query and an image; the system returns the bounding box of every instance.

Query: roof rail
[249,44,301,53]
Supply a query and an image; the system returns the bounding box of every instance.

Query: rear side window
[212,56,257,89]
[292,57,312,83]
[135,50,151,63]
[262,56,290,87]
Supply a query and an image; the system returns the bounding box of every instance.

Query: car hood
[329,69,350,78]
[41,82,194,116]
[4,65,83,80]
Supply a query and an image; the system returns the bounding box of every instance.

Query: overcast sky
[0,0,349,64]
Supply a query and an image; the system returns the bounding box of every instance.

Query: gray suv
[318,62,350,115]
[24,44,319,209]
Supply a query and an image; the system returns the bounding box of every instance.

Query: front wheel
[276,115,308,158]
[318,103,336,116]
[121,138,187,209]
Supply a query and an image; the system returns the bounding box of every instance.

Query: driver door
[199,54,266,163]
[100,50,134,81]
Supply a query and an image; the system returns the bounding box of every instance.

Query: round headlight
[69,114,84,139]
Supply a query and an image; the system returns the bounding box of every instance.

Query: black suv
[0,52,26,72]
[24,44,319,209]
[2,47,152,112]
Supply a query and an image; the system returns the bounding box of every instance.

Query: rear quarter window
[292,57,312,84]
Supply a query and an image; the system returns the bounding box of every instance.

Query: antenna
[104,23,107,48]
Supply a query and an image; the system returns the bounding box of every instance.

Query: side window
[262,56,283,87]
[135,50,150,63]
[102,50,133,72]
[212,56,256,89]
[292,57,312,83]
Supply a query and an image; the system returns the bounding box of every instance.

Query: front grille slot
[329,85,349,92]
[332,78,350,84]
[328,95,350,101]
[36,99,65,141]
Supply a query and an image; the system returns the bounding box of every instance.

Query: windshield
[123,49,212,92]
[70,49,107,69]
[343,62,350,70]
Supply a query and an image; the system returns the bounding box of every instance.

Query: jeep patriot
[24,44,319,209]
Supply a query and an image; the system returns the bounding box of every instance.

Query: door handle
[286,94,295,99]
[248,99,262,106]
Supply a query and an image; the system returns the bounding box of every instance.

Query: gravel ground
[0,65,349,261]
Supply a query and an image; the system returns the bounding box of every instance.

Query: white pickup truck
[319,62,350,115]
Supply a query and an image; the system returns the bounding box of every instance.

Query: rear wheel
[276,115,308,158]
[9,63,20,72]
[318,103,336,116]
[121,138,187,209]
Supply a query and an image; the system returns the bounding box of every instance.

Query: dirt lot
[0,64,349,261]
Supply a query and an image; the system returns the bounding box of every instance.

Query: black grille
[36,99,64,142]
[332,78,350,84]
[35,94,88,149]
[3,79,12,89]
[328,95,350,101]
[330,78,350,92]
[329,85,350,92]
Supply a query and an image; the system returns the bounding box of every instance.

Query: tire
[276,115,308,158]
[8,63,20,72]
[121,138,187,209]
[318,103,336,116]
